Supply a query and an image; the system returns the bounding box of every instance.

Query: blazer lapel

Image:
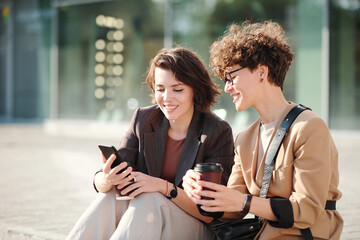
[144,114,169,178]
[174,110,203,185]
[237,119,262,195]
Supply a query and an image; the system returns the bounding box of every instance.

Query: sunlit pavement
[0,123,359,239]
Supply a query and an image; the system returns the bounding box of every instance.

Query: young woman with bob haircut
[67,47,234,240]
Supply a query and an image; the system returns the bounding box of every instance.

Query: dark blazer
[116,105,234,186]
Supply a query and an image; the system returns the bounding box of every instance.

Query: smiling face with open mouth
[154,67,194,124]
[223,64,263,112]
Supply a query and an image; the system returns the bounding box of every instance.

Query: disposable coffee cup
[194,162,223,197]
[115,162,136,200]
[194,163,224,218]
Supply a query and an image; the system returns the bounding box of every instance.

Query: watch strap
[241,194,252,214]
[167,183,177,199]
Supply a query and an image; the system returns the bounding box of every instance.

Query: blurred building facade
[0,0,359,130]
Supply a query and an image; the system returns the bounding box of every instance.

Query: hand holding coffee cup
[194,163,224,218]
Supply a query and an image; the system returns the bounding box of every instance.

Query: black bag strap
[259,104,309,198]
[257,104,313,238]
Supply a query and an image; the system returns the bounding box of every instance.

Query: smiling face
[154,67,194,123]
[224,64,262,112]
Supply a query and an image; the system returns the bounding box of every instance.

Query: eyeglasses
[222,67,245,85]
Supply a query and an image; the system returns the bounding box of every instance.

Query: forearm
[249,196,277,221]
[221,195,277,222]
[156,178,213,223]
[172,188,214,223]
[94,171,113,193]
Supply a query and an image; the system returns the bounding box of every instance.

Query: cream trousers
[66,189,215,240]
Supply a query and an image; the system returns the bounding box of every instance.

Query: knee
[130,193,169,213]
[128,193,166,224]
[131,192,166,207]
[93,189,116,205]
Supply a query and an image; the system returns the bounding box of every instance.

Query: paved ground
[0,122,359,239]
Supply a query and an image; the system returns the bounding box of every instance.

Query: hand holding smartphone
[98,145,123,169]
[98,144,136,200]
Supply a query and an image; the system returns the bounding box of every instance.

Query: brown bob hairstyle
[210,21,294,89]
[145,47,220,113]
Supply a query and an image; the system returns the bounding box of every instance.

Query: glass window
[57,0,164,121]
[0,3,10,118]
[329,1,360,130]
[171,0,299,130]
[12,0,52,119]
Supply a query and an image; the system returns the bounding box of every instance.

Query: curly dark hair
[146,47,220,112]
[210,21,294,89]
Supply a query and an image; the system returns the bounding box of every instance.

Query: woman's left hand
[193,180,245,213]
[117,172,165,198]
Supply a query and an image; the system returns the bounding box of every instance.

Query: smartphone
[98,145,123,169]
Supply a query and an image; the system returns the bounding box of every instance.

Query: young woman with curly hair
[183,21,343,239]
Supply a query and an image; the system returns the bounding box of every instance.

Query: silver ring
[133,176,136,182]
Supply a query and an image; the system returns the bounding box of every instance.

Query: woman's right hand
[96,154,134,192]
[182,169,202,202]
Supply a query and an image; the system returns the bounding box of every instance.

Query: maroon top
[161,136,185,182]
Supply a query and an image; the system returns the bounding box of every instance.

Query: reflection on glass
[94,64,105,74]
[95,15,105,26]
[329,1,360,129]
[95,13,125,120]
[113,30,124,41]
[95,76,105,86]
[94,88,105,99]
[113,77,123,86]
[113,65,123,76]
[106,42,114,52]
[95,51,105,62]
[105,88,116,98]
[106,53,114,64]
[127,98,139,110]
[113,42,124,52]
[113,54,123,64]
[105,16,115,28]
[96,15,124,29]
[106,77,115,87]
[95,39,106,50]
[58,1,165,120]
[106,100,115,110]
[114,18,124,29]
[106,65,113,75]
[107,30,115,40]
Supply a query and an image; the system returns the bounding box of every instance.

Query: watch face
[169,188,178,198]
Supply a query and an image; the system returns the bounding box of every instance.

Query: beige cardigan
[227,103,343,239]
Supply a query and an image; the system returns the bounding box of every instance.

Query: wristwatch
[167,183,178,199]
[241,194,253,214]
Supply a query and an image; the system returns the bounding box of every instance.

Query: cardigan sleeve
[221,134,250,220]
[227,135,248,194]
[269,197,294,228]
[281,117,336,229]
